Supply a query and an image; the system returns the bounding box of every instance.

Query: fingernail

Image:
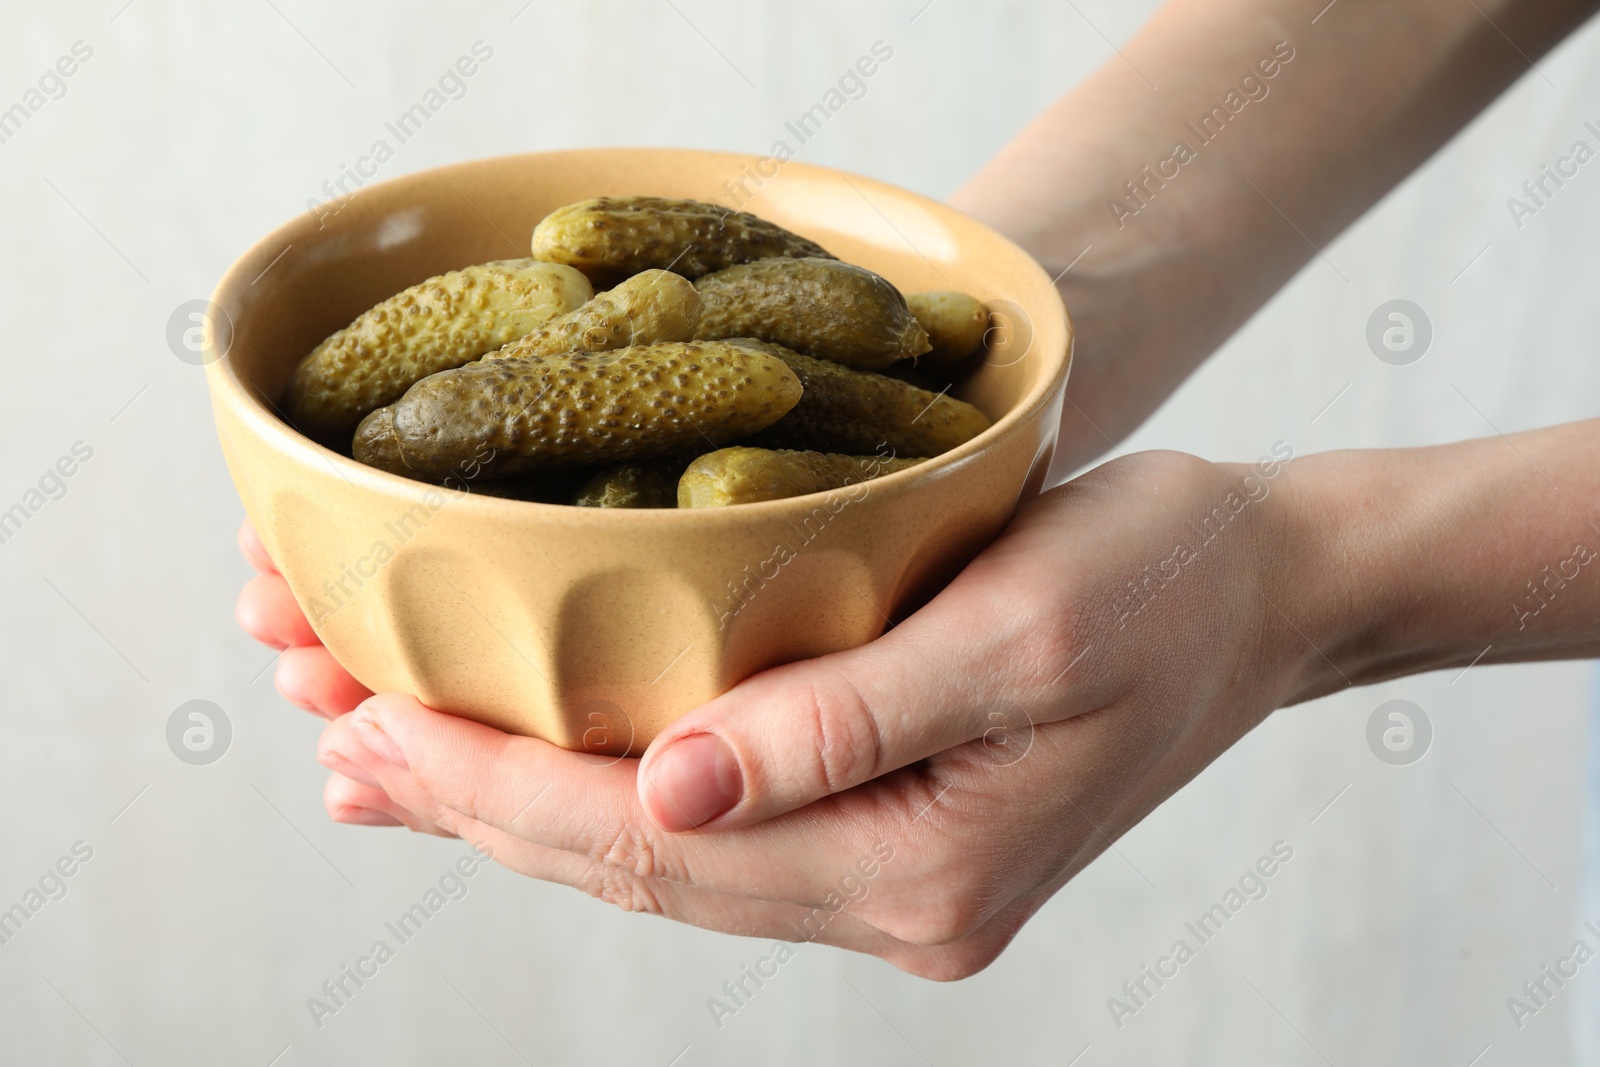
[276,681,319,716]
[352,709,408,769]
[647,734,742,830]
[334,807,403,827]
[280,690,316,713]
[318,745,382,788]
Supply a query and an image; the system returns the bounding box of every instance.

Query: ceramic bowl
[206,148,1070,755]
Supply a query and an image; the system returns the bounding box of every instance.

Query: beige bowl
[206,148,1070,755]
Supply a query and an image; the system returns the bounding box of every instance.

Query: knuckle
[795,675,884,796]
[578,865,667,916]
[958,568,1085,700]
[592,824,670,881]
[1018,594,1087,692]
[876,886,990,947]
[900,940,1008,981]
[405,759,484,824]
[403,813,460,839]
[407,792,468,836]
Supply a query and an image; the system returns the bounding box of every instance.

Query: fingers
[317,694,1073,966]
[237,524,369,717]
[322,772,404,827]
[316,694,892,906]
[354,803,1038,979]
[236,573,319,649]
[237,519,276,574]
[636,541,1067,833]
[276,646,373,719]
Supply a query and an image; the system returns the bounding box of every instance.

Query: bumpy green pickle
[484,270,699,361]
[573,459,688,509]
[286,259,592,446]
[729,340,990,457]
[678,447,923,507]
[357,341,802,480]
[531,196,833,286]
[693,257,930,370]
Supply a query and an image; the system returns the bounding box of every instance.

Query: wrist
[1263,444,1468,705]
[1264,432,1600,706]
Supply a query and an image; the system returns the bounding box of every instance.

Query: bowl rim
[205,146,1072,526]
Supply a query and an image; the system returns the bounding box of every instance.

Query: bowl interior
[208,147,1068,487]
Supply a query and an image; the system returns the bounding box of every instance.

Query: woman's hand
[238,448,1324,977]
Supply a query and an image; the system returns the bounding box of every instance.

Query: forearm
[951,0,1598,471]
[1276,420,1600,703]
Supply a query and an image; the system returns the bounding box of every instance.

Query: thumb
[636,579,1049,833]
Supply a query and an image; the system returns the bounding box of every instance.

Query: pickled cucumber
[462,471,588,504]
[573,459,687,509]
[350,406,409,476]
[907,291,989,367]
[531,196,833,286]
[484,270,699,361]
[350,407,577,498]
[678,447,923,508]
[286,260,592,446]
[693,257,930,370]
[360,342,802,479]
[730,340,990,457]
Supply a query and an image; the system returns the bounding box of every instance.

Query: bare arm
[950,0,1600,475]
[1280,419,1600,697]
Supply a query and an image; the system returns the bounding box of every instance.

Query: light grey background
[1,1,1597,1063]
